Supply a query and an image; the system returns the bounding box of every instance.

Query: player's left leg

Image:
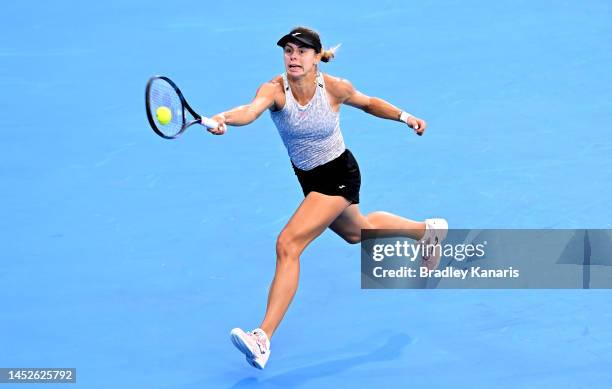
[329,204,426,243]
[329,204,447,269]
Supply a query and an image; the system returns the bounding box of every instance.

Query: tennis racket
[145,76,219,139]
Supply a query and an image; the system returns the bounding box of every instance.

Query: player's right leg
[231,191,350,369]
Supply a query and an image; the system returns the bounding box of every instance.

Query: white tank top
[270,72,346,170]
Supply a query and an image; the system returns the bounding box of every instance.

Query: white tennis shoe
[420,218,448,270]
[230,328,271,370]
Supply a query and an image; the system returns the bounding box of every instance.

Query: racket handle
[201,117,219,129]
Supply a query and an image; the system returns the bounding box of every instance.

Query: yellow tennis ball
[156,106,172,125]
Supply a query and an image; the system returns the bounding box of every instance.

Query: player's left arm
[333,77,426,136]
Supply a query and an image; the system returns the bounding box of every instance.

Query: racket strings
[148,78,183,137]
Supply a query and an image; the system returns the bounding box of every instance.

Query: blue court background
[1,0,611,387]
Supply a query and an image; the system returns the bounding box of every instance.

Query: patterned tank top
[270,72,346,171]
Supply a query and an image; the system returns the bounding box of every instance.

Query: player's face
[284,42,319,77]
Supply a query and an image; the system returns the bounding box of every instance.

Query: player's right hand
[207,114,227,135]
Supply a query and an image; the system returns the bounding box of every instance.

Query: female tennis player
[207,27,447,369]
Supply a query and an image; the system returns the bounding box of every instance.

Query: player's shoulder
[268,75,285,91]
[322,73,354,99]
[256,76,284,97]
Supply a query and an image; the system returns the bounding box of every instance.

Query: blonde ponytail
[321,44,341,63]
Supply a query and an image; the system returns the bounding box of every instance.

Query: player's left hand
[407,117,426,136]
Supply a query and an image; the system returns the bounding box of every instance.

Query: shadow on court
[227,333,412,388]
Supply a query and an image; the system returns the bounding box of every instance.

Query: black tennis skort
[292,149,361,204]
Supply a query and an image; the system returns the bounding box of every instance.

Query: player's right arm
[208,78,282,135]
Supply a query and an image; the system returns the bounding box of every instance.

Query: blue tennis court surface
[2,1,612,387]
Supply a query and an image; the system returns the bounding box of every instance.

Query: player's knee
[343,233,362,244]
[275,232,300,261]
